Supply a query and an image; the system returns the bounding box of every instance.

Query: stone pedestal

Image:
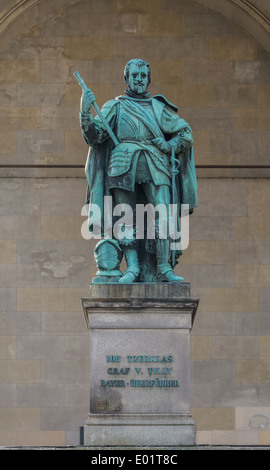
[81,283,199,447]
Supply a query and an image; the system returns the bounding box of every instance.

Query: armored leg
[119,243,140,284]
[113,188,140,283]
[142,183,184,282]
[156,239,184,282]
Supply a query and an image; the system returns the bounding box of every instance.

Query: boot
[119,245,140,284]
[156,239,184,282]
[158,262,184,282]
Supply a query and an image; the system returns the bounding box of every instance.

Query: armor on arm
[80,100,118,146]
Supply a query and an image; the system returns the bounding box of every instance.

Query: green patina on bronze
[75,59,197,284]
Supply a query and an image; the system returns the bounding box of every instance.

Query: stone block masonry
[0,0,270,447]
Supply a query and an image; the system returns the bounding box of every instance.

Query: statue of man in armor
[79,59,197,284]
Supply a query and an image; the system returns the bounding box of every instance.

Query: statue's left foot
[162,270,184,282]
[158,263,184,282]
[119,267,139,284]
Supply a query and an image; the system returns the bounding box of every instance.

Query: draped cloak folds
[83,94,197,242]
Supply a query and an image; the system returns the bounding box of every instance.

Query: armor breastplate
[108,98,171,186]
[117,100,162,142]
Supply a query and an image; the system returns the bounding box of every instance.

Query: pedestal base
[83,414,196,446]
[81,283,199,447]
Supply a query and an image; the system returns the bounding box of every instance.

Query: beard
[125,87,150,99]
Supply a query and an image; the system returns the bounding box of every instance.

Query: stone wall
[0,0,270,446]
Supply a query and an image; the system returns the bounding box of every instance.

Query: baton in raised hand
[73,71,119,147]
[170,142,181,268]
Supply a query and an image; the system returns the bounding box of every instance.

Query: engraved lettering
[100,380,125,387]
[126,355,174,363]
[107,368,130,375]
[102,355,178,389]
[106,356,121,362]
[147,367,172,376]
[130,379,179,388]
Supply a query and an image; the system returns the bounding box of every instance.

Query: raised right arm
[80,91,118,146]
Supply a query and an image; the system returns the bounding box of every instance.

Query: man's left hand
[152,137,171,154]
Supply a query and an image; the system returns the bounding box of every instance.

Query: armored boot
[156,239,184,282]
[119,245,140,284]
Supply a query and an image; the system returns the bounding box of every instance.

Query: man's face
[128,64,149,95]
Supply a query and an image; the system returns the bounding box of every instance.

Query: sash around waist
[119,138,154,144]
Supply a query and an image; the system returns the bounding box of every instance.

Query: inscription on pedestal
[99,354,180,389]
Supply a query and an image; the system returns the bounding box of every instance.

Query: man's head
[124,59,151,95]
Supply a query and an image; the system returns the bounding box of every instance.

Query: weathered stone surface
[81,283,199,446]
[89,281,191,300]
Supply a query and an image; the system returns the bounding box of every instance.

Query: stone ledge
[1,445,270,450]
[89,282,192,300]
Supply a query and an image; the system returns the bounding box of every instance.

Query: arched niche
[0,0,269,53]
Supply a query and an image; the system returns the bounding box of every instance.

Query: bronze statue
[75,59,197,284]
